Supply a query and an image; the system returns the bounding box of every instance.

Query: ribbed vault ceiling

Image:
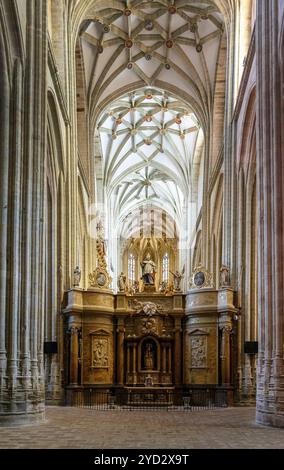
[97,87,204,225]
[72,0,227,240]
[80,0,224,122]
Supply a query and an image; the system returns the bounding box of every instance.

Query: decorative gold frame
[89,267,112,289]
[189,264,213,290]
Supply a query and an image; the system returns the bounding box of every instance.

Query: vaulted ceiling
[79,0,224,125]
[73,1,227,240]
[97,87,204,226]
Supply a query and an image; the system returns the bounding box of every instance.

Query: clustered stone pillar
[0,0,47,425]
[255,0,284,427]
[0,19,10,391]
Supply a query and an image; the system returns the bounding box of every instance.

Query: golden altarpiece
[63,236,238,404]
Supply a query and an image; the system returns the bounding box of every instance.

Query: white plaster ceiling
[97,87,204,225]
[80,0,224,120]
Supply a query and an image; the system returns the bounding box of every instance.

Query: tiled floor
[0,406,283,449]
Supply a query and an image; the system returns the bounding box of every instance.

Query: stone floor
[0,406,283,448]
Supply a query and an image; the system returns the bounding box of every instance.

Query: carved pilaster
[220,326,233,385]
[133,343,137,384]
[174,318,182,384]
[127,344,131,376]
[162,344,167,373]
[168,346,172,375]
[68,326,80,386]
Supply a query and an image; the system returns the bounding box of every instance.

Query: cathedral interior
[1,0,284,438]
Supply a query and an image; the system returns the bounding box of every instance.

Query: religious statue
[170,266,185,292]
[73,266,81,287]
[144,343,154,370]
[220,265,230,287]
[159,281,168,294]
[132,281,139,293]
[127,281,138,296]
[96,219,107,270]
[117,272,127,292]
[140,253,156,285]
[96,219,105,241]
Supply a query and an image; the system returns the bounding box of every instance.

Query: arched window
[162,253,169,283]
[128,253,135,284]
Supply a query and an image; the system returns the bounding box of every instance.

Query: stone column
[220,327,232,385]
[0,25,10,386]
[0,0,47,426]
[162,344,166,373]
[127,344,130,377]
[7,59,23,392]
[222,13,238,273]
[255,0,284,427]
[69,326,79,386]
[133,343,137,384]
[168,346,172,376]
[174,318,182,385]
[116,319,125,385]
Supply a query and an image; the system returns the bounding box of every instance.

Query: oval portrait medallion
[194,271,205,287]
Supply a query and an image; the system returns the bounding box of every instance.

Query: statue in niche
[140,253,156,285]
[144,343,154,370]
[170,266,185,292]
[117,272,127,292]
[73,266,81,287]
[142,340,157,370]
[220,265,230,287]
